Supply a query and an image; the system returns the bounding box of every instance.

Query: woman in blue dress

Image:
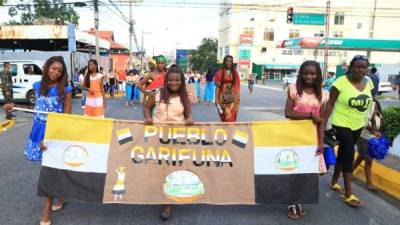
[7,56,72,225]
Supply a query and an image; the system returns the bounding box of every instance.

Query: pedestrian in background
[0,62,14,119]
[143,65,193,220]
[117,69,126,95]
[78,67,87,109]
[125,70,134,106]
[6,56,72,225]
[215,55,240,122]
[109,69,116,98]
[353,99,384,191]
[139,55,167,93]
[323,72,335,91]
[203,68,215,106]
[248,73,255,94]
[369,67,380,98]
[132,69,141,104]
[83,59,106,118]
[195,69,202,103]
[324,55,374,207]
[284,60,328,219]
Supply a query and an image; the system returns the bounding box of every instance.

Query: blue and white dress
[25,81,71,161]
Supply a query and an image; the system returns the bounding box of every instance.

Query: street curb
[353,157,400,200]
[0,119,15,133]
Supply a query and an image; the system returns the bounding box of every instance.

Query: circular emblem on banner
[63,145,89,167]
[163,170,205,203]
[275,149,299,171]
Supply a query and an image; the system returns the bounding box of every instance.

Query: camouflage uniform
[0,69,13,119]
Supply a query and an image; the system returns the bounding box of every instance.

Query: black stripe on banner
[232,139,246,148]
[37,166,105,202]
[255,173,319,204]
[118,136,133,145]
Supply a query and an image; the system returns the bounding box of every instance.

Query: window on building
[314,30,324,37]
[224,46,230,56]
[289,29,300,38]
[293,49,304,55]
[282,49,293,55]
[263,28,274,41]
[334,12,345,25]
[333,31,343,37]
[243,27,254,35]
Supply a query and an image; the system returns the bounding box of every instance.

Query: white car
[378,81,394,95]
[0,60,44,105]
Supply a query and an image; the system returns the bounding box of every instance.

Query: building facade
[218,0,400,80]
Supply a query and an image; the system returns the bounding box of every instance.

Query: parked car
[0,60,44,105]
[378,81,395,95]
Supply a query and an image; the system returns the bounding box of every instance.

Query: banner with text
[39,113,319,205]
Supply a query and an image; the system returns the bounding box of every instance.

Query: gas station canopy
[278,37,400,52]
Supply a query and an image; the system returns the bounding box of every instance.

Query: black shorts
[356,137,369,157]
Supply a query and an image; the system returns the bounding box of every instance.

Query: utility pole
[140,30,144,73]
[94,0,100,62]
[367,0,377,60]
[323,0,331,79]
[129,0,133,69]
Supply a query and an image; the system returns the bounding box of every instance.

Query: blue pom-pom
[367,136,390,160]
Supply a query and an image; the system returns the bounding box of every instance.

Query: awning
[279,37,400,52]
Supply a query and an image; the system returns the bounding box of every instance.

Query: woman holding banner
[214,55,240,122]
[143,65,193,220]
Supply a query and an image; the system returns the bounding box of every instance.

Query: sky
[0,0,221,56]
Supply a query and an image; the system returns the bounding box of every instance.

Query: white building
[218,0,400,80]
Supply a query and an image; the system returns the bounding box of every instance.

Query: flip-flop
[39,220,51,225]
[343,194,364,207]
[330,183,343,193]
[287,205,300,220]
[296,204,306,216]
[51,202,65,212]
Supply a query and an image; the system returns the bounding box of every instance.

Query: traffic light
[287,7,293,23]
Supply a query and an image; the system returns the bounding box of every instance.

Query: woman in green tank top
[323,55,374,208]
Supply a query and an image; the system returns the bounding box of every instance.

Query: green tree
[8,0,79,25]
[0,0,6,6]
[189,38,218,73]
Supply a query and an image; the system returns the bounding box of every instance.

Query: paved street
[0,85,399,225]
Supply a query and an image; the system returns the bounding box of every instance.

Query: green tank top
[332,75,374,131]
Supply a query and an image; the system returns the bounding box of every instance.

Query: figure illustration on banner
[112,166,126,201]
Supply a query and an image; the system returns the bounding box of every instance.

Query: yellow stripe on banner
[116,128,131,137]
[252,120,317,147]
[45,113,113,144]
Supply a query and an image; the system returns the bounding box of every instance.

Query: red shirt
[117,70,126,81]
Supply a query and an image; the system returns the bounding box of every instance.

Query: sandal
[51,201,65,212]
[39,219,51,225]
[330,183,343,193]
[343,194,363,207]
[296,204,306,216]
[287,205,300,220]
[160,205,171,221]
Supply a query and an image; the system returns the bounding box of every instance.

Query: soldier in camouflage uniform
[1,62,14,119]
